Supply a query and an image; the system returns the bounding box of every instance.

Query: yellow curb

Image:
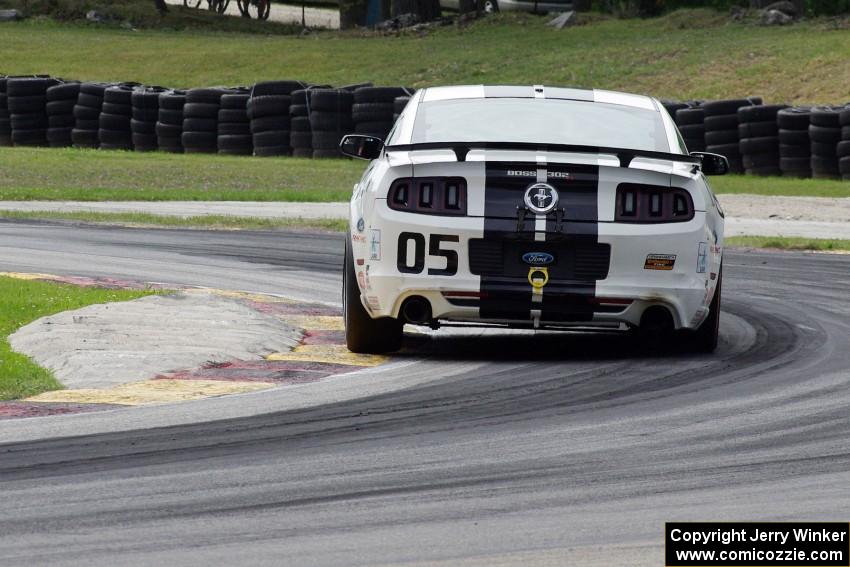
[267,344,387,367]
[188,288,297,304]
[0,271,63,281]
[287,314,344,331]
[24,379,274,406]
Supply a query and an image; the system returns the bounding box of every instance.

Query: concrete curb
[2,194,849,238]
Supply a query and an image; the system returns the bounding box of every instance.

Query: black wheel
[343,237,402,354]
[237,0,268,19]
[691,268,722,353]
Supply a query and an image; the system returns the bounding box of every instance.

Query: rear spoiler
[384,141,701,168]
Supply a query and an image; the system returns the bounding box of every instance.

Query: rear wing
[384,141,701,169]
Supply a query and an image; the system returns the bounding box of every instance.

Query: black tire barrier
[182,87,228,153]
[9,76,850,182]
[157,89,186,153]
[353,86,409,104]
[352,86,410,141]
[808,106,843,179]
[98,85,134,151]
[777,107,812,178]
[72,82,112,149]
[251,80,306,97]
[309,88,354,158]
[738,103,784,176]
[131,86,167,152]
[289,89,313,157]
[218,88,252,156]
[0,77,11,146]
[675,105,705,152]
[7,76,58,147]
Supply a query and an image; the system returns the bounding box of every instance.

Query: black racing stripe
[477,161,603,323]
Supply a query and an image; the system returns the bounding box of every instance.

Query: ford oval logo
[522,252,554,266]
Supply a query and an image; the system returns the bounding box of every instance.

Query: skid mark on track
[3,273,392,418]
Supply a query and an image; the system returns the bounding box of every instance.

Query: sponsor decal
[507,170,573,180]
[644,254,677,271]
[369,229,381,261]
[527,267,549,289]
[356,217,365,232]
[523,182,559,215]
[357,271,366,290]
[522,252,555,266]
[366,295,381,310]
[697,242,707,273]
[352,233,366,243]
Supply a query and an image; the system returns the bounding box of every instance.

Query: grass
[710,175,850,198]
[725,236,850,251]
[1,147,848,201]
[0,209,348,230]
[0,276,154,400]
[0,148,361,201]
[1,10,850,102]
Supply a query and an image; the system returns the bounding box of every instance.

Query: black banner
[666,522,850,566]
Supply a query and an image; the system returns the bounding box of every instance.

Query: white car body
[347,85,724,337]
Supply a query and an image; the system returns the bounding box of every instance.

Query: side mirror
[691,152,729,176]
[340,134,384,160]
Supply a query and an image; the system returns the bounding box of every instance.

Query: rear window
[410,98,670,153]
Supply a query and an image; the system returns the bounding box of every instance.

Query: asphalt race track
[1,220,850,566]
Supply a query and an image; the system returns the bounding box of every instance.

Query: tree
[340,0,368,28]
[390,0,441,19]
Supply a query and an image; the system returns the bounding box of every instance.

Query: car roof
[420,85,658,112]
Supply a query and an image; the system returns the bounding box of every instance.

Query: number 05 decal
[397,232,459,276]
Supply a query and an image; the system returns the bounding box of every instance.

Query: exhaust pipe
[638,305,675,338]
[401,296,432,325]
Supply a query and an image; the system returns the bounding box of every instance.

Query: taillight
[388,177,467,216]
[615,184,694,223]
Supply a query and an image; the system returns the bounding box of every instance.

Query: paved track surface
[1,220,850,565]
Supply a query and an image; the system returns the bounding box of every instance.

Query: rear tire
[344,237,403,354]
[691,269,722,353]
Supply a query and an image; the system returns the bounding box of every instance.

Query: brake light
[388,177,467,216]
[615,184,694,223]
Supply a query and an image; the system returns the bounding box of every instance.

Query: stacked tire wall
[809,106,844,179]
[778,107,812,178]
[156,89,186,153]
[99,84,137,151]
[702,98,761,174]
[309,88,354,159]
[132,86,167,152]
[73,82,110,149]
[4,73,850,185]
[182,87,228,154]
[738,104,786,176]
[675,105,706,152]
[218,88,252,156]
[352,86,410,141]
[0,77,10,146]
[247,80,304,157]
[7,76,57,147]
[290,88,313,158]
[841,108,850,181]
[46,81,80,148]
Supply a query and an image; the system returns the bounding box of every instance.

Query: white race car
[340,85,727,354]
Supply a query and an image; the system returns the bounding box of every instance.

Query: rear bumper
[350,204,722,331]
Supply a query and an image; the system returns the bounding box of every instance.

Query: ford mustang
[340,85,727,354]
